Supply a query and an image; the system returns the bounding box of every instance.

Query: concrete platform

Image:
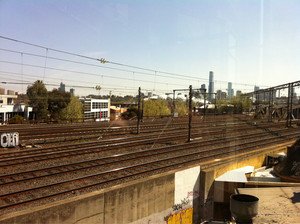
[238,187,300,223]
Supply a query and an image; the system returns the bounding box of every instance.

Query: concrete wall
[0,174,174,224]
[104,174,174,224]
[0,141,293,224]
[175,166,200,204]
[198,141,293,221]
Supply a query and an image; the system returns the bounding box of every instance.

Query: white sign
[1,132,19,148]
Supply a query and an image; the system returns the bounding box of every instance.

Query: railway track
[0,122,288,169]
[0,123,299,215]
[1,116,289,146]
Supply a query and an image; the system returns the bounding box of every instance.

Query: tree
[60,96,83,122]
[143,100,171,117]
[174,101,187,117]
[48,89,71,119]
[27,80,48,120]
[229,95,253,114]
[241,96,252,113]
[121,106,138,120]
[216,99,230,114]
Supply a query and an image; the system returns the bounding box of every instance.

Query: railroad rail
[0,120,299,215]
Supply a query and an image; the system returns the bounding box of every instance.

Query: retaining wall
[0,141,293,224]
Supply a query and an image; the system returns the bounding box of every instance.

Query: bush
[8,115,26,124]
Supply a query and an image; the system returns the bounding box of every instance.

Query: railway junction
[0,81,300,224]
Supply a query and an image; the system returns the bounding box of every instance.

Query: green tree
[143,100,171,117]
[60,96,83,122]
[241,96,252,112]
[48,89,71,119]
[174,101,188,117]
[216,99,230,114]
[121,106,138,120]
[230,96,243,114]
[27,80,48,119]
[229,95,253,114]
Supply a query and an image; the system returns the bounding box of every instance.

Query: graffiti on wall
[166,207,193,224]
[187,190,199,198]
[0,132,19,148]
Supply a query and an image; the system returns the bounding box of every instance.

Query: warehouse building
[83,98,110,122]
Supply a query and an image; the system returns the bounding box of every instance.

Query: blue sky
[0,0,299,96]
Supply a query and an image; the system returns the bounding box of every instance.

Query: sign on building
[0,132,19,148]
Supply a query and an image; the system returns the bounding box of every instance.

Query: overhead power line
[0,48,204,82]
[0,71,171,93]
[0,35,268,88]
[0,60,187,88]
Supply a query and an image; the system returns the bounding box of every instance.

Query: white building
[83,98,110,122]
[0,88,33,123]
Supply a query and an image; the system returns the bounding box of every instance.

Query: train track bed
[0,120,288,170]
[0,115,287,149]
[0,120,299,215]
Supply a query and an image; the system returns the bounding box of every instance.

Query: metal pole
[204,91,206,119]
[188,85,192,142]
[268,89,271,122]
[289,84,294,126]
[271,89,274,122]
[173,90,175,117]
[214,94,217,118]
[141,96,144,122]
[137,87,141,134]
[286,84,290,128]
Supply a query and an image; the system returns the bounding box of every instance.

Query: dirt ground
[238,187,300,223]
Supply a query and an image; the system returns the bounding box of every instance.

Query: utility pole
[289,84,294,127]
[203,90,207,119]
[268,89,272,122]
[141,96,144,122]
[173,90,176,117]
[188,85,192,142]
[286,83,291,128]
[137,87,141,134]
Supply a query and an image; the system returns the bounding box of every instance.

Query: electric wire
[0,48,204,82]
[0,36,269,88]
[0,60,188,88]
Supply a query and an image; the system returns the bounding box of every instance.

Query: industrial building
[83,98,110,122]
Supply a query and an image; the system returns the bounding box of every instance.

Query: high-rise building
[236,90,242,96]
[254,86,259,92]
[201,84,206,92]
[228,82,234,100]
[58,82,65,92]
[216,90,227,100]
[208,71,214,101]
[200,84,206,98]
[70,88,75,95]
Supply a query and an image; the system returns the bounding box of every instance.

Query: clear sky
[0,0,299,97]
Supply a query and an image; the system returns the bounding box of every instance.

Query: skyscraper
[228,82,234,100]
[201,84,206,92]
[58,82,65,92]
[208,71,214,101]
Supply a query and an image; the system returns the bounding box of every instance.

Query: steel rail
[0,128,289,186]
[0,125,279,167]
[0,131,298,213]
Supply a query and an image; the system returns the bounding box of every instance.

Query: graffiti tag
[1,132,19,148]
